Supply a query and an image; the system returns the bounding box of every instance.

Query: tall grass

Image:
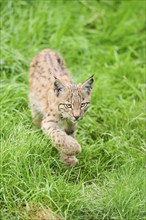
[1,0,145,219]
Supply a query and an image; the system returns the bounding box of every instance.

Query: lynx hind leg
[31,107,42,128]
[29,94,43,128]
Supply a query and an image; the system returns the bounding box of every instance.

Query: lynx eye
[65,104,72,108]
[81,103,87,108]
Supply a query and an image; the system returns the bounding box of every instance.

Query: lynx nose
[74,116,80,121]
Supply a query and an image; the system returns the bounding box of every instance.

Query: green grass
[1,0,145,219]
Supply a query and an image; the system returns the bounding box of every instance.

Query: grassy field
[1,0,145,219]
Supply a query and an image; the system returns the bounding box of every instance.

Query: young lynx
[29,49,93,166]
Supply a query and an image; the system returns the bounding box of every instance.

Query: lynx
[29,49,93,166]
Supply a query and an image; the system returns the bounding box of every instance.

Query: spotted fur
[29,49,94,166]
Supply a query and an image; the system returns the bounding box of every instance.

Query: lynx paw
[60,154,78,166]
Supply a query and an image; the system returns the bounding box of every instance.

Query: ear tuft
[54,77,65,96]
[81,75,94,95]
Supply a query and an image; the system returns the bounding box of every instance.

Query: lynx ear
[54,77,65,96]
[81,75,94,95]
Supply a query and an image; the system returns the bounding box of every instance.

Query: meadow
[1,0,145,219]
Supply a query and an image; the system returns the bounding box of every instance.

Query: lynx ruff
[29,49,94,166]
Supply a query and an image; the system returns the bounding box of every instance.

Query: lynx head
[54,76,94,122]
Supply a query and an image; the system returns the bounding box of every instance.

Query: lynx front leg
[41,118,81,166]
